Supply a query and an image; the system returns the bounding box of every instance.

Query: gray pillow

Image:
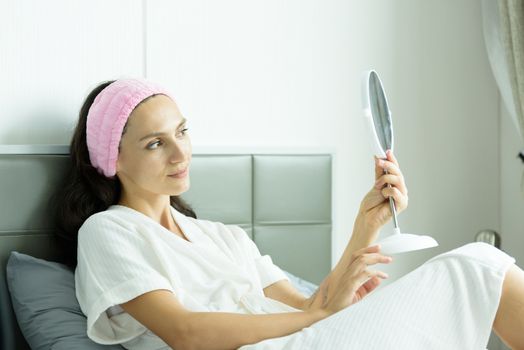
[6,251,123,350]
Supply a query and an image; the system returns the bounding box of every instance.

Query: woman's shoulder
[78,206,140,246]
[80,206,129,229]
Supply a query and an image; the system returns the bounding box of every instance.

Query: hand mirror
[362,70,438,255]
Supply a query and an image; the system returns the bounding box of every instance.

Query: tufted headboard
[0,145,332,350]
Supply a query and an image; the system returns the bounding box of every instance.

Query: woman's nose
[168,140,187,163]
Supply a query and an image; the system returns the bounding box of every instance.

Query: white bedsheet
[240,242,515,350]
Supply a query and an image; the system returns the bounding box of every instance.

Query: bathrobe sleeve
[75,213,173,345]
[226,224,289,288]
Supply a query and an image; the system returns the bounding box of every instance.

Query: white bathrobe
[75,205,515,350]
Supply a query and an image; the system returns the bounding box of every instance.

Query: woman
[55,78,524,350]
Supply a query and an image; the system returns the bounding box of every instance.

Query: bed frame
[0,145,332,350]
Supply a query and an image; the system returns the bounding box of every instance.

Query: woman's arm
[121,289,329,350]
[183,309,327,350]
[122,244,389,349]
[265,151,407,311]
[263,214,381,311]
[319,151,408,305]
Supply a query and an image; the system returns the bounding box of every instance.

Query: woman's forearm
[302,212,380,311]
[338,211,380,268]
[178,308,329,350]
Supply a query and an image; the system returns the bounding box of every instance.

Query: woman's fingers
[375,158,401,176]
[373,153,408,198]
[352,275,385,302]
[348,247,393,268]
[361,268,389,280]
[374,156,389,180]
[374,159,403,181]
[360,276,382,294]
[380,187,409,209]
[349,269,389,292]
[345,247,392,284]
[374,160,405,191]
[374,150,403,180]
[359,253,393,265]
[374,174,407,195]
[374,156,384,180]
[324,245,391,312]
[372,154,409,212]
[386,149,399,167]
[353,244,381,257]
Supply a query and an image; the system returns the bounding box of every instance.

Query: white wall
[1,0,504,281]
[0,0,144,144]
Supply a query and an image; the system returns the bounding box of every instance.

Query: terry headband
[86,78,174,178]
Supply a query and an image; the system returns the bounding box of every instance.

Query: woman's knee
[426,242,511,269]
[493,264,524,349]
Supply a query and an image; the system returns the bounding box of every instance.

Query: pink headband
[86,78,173,178]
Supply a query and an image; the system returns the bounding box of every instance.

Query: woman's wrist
[305,305,332,320]
[331,211,381,277]
[302,275,330,311]
[357,204,383,231]
[349,211,380,250]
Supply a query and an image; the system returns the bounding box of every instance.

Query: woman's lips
[168,168,188,178]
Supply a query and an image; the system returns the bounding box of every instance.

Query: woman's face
[116,94,191,200]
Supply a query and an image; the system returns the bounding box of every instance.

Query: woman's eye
[147,129,188,149]
[147,140,162,149]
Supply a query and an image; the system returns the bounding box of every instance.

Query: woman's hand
[319,245,392,315]
[358,150,409,232]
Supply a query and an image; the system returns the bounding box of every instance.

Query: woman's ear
[115,153,122,173]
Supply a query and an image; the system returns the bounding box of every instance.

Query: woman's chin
[167,181,190,196]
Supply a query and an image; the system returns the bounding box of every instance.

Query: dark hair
[53,80,196,268]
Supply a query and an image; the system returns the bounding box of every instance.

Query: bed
[0,145,332,350]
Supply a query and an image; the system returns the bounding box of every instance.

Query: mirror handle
[384,168,399,229]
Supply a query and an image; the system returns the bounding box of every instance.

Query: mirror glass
[368,71,393,154]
